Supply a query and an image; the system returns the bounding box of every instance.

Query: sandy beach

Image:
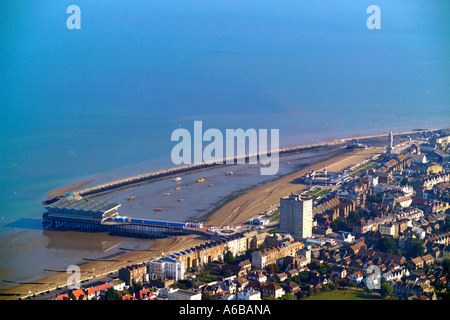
[0,140,385,299]
[206,146,384,226]
[46,179,96,200]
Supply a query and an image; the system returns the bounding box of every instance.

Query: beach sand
[206,147,384,226]
[46,179,96,200]
[0,144,384,299]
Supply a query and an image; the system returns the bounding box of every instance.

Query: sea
[0,0,449,287]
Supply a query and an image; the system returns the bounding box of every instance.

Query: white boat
[173,177,182,182]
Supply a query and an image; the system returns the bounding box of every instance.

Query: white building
[238,289,262,300]
[108,279,126,291]
[348,271,364,284]
[148,256,185,281]
[280,194,312,239]
[363,273,380,289]
[339,231,355,243]
[249,218,270,226]
[394,185,414,197]
[370,175,379,187]
[395,208,424,221]
[410,153,427,164]
[379,222,396,237]
[412,227,426,239]
[382,267,410,283]
[167,288,201,301]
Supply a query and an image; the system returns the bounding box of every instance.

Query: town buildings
[251,241,304,269]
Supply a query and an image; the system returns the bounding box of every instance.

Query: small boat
[154,208,163,211]
[164,193,171,196]
[226,171,233,176]
[175,186,181,190]
[209,184,214,187]
[178,199,184,202]
[173,177,182,182]
[196,178,204,182]
[127,196,136,201]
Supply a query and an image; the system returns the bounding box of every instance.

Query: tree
[400,177,410,187]
[105,287,117,300]
[202,292,214,300]
[224,251,236,264]
[133,283,143,293]
[443,218,450,232]
[380,283,393,297]
[221,269,233,278]
[281,293,295,300]
[376,236,397,254]
[348,210,362,225]
[331,218,351,233]
[177,279,194,290]
[411,241,425,257]
[442,259,450,274]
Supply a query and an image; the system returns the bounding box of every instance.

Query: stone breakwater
[55,129,427,199]
[74,140,342,198]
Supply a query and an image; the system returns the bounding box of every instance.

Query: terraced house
[149,230,265,280]
[251,241,304,269]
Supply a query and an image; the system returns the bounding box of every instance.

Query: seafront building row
[41,129,450,301]
[147,230,306,281]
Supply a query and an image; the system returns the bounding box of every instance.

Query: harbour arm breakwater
[49,129,426,201]
[0,130,429,299]
[64,142,334,199]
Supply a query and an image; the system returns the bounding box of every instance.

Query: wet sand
[0,234,207,299]
[46,179,96,200]
[0,143,384,299]
[89,147,341,223]
[206,147,384,226]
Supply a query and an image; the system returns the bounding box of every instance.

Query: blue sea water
[0,0,449,237]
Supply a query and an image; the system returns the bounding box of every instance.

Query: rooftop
[45,197,121,214]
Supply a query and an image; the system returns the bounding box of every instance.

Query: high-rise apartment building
[280,193,313,239]
[387,131,394,154]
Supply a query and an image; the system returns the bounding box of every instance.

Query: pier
[42,213,187,238]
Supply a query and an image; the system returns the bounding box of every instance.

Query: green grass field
[350,161,379,177]
[304,289,382,300]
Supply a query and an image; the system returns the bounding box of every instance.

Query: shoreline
[206,146,383,226]
[0,147,382,299]
[46,129,426,200]
[46,179,96,200]
[0,128,435,299]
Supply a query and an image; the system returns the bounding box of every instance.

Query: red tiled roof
[71,289,85,299]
